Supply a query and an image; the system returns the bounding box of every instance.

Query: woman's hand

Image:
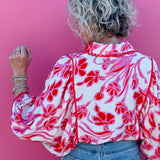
[9,45,32,76]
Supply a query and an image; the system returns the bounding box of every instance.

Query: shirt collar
[83,41,136,57]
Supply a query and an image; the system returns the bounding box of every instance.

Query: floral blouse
[11,41,160,159]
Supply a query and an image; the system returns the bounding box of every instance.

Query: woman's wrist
[13,82,29,97]
[12,75,28,84]
[12,75,29,97]
[13,87,29,97]
[13,71,27,77]
[14,81,27,87]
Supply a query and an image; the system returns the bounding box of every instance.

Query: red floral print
[47,93,53,102]
[47,80,62,101]
[49,80,62,95]
[92,112,115,128]
[149,112,156,128]
[77,105,88,119]
[122,110,134,124]
[94,92,104,100]
[92,105,115,129]
[80,135,92,144]
[84,70,100,86]
[133,91,145,105]
[14,113,23,124]
[53,63,63,75]
[106,81,121,96]
[131,74,139,89]
[12,126,27,134]
[115,102,128,114]
[141,140,153,151]
[155,146,160,158]
[35,92,45,106]
[75,58,88,76]
[54,136,66,153]
[44,117,57,131]
[43,105,56,118]
[84,42,100,55]
[125,124,137,137]
[61,63,71,78]
[65,136,76,151]
[61,118,68,130]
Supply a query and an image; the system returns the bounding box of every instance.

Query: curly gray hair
[68,0,137,44]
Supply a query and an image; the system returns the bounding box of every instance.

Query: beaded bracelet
[13,84,29,94]
[12,76,28,84]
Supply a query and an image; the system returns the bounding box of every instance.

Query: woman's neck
[97,35,120,44]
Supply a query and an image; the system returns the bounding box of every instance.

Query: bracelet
[13,84,29,94]
[12,75,27,77]
[13,78,28,84]
[12,75,27,79]
[12,76,28,84]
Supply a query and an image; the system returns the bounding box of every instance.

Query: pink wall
[1,0,160,160]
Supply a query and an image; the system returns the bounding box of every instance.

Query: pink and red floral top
[11,41,160,159]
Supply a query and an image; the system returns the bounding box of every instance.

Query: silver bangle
[12,76,28,84]
[12,75,27,79]
[13,79,28,84]
[13,84,29,94]
[13,77,28,81]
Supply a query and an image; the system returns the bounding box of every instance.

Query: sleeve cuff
[13,91,30,101]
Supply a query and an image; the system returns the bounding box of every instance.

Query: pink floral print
[10,41,160,159]
[44,117,57,131]
[92,105,115,130]
[84,70,100,86]
[77,105,88,119]
[94,92,104,100]
[75,58,88,76]
[115,102,128,115]
[106,81,121,96]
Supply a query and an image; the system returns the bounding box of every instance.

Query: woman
[9,0,160,160]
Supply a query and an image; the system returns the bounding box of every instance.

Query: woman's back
[71,41,151,144]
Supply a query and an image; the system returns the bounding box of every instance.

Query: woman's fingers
[9,45,31,59]
[9,45,32,76]
[10,46,22,58]
[20,46,32,61]
[15,46,21,55]
[11,45,31,57]
[27,48,32,60]
[20,45,28,55]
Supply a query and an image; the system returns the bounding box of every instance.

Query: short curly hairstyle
[68,0,137,44]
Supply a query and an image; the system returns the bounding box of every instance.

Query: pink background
[1,0,160,160]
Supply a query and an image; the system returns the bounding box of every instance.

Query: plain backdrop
[0,0,160,160]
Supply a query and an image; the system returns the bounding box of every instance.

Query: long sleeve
[140,59,160,159]
[10,55,77,157]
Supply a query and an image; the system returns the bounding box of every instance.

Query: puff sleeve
[140,59,160,160]
[10,55,77,157]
